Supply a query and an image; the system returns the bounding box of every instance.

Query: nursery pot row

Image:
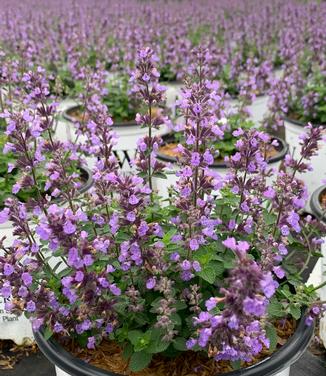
[155,133,288,199]
[34,313,313,376]
[61,104,170,172]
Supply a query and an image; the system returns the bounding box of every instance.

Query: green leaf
[174,301,187,311]
[265,324,278,352]
[263,212,277,225]
[198,266,216,284]
[289,303,301,320]
[43,326,53,341]
[129,351,152,372]
[146,329,170,354]
[128,330,151,352]
[268,299,285,318]
[170,313,182,326]
[231,360,241,370]
[153,172,167,179]
[128,330,143,345]
[173,337,187,351]
[122,343,133,360]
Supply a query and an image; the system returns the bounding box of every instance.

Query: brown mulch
[158,143,280,162]
[59,318,296,376]
[67,107,162,125]
[0,340,37,370]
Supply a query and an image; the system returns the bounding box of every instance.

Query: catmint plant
[0,47,325,375]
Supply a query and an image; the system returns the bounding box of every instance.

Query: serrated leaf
[265,324,278,352]
[128,330,151,352]
[268,299,285,318]
[128,330,143,345]
[210,260,225,276]
[198,266,216,284]
[289,304,301,320]
[146,329,170,354]
[129,351,152,372]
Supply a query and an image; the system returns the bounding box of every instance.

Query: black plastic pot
[53,166,93,202]
[310,185,326,222]
[76,166,94,194]
[34,314,313,376]
[63,105,138,128]
[156,133,288,168]
[284,116,326,128]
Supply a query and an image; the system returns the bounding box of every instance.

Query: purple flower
[305,316,314,326]
[273,266,285,279]
[75,271,84,282]
[87,336,96,349]
[278,243,288,255]
[198,328,212,347]
[222,237,237,250]
[22,272,33,286]
[181,270,194,281]
[181,260,192,271]
[281,225,289,236]
[53,322,64,333]
[18,286,28,297]
[205,297,218,311]
[129,195,139,205]
[0,208,9,223]
[189,238,199,251]
[109,284,121,296]
[63,221,76,235]
[186,338,197,349]
[3,263,14,276]
[191,152,201,166]
[83,255,94,266]
[260,273,277,298]
[126,211,136,222]
[170,252,180,261]
[243,297,267,316]
[237,241,249,253]
[26,300,36,312]
[263,187,276,199]
[12,182,21,194]
[146,278,156,289]
[1,282,11,298]
[36,224,51,240]
[138,221,149,236]
[192,261,201,272]
[61,276,73,288]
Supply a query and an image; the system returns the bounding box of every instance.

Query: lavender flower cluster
[0,0,325,102]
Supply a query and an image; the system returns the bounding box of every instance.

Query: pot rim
[63,105,138,128]
[34,313,313,376]
[310,185,326,223]
[77,166,94,195]
[284,116,326,128]
[156,133,288,168]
